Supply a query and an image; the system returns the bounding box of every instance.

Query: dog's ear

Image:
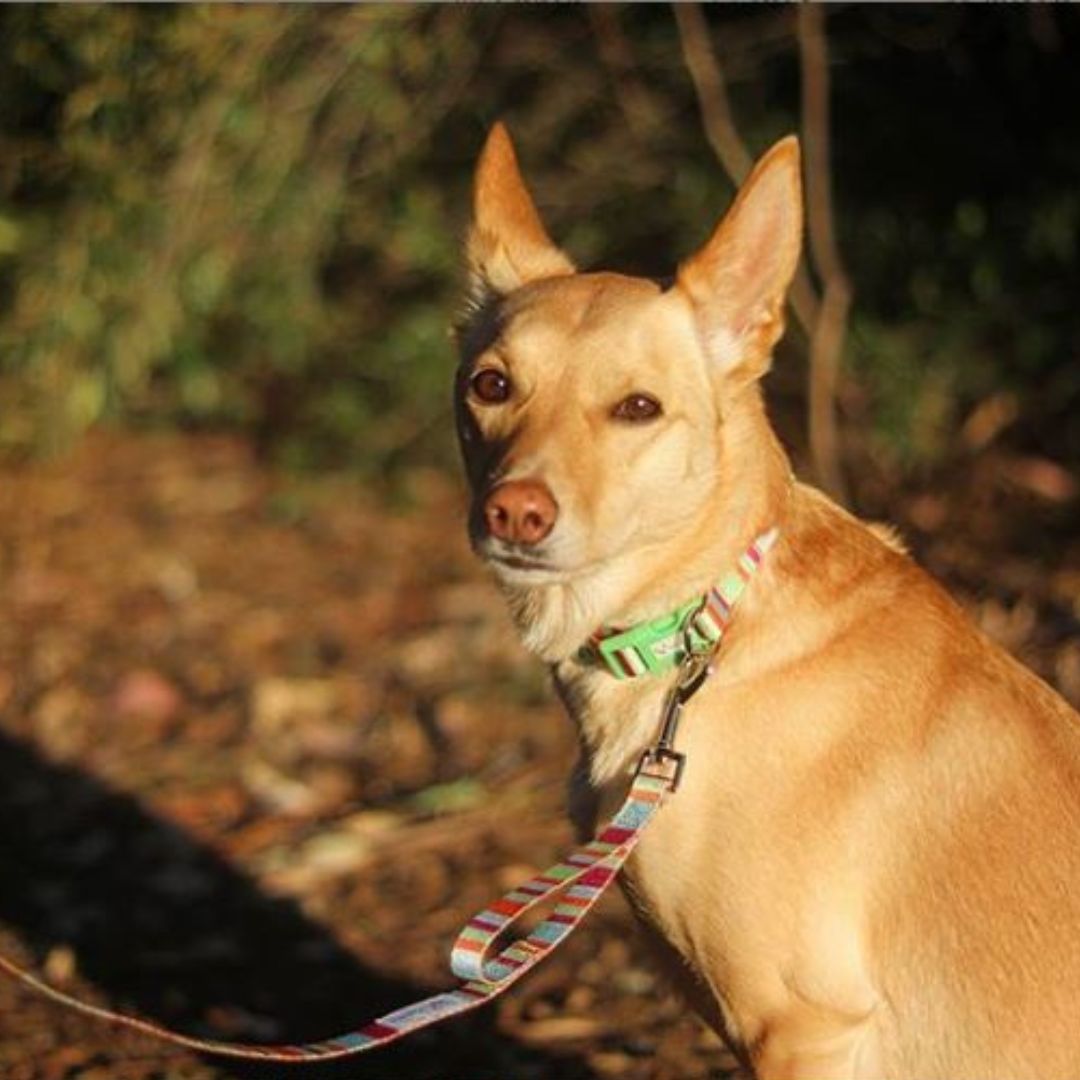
[677,136,802,383]
[466,123,575,305]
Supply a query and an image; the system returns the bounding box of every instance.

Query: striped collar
[579,528,779,680]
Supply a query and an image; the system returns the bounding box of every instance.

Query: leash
[0,530,775,1062]
[0,652,709,1062]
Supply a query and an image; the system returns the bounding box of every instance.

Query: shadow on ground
[0,731,595,1079]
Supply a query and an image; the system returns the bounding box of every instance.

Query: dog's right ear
[677,136,803,385]
[465,123,575,306]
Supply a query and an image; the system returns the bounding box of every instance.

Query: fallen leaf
[113,669,182,723]
[511,1015,609,1044]
[43,945,77,986]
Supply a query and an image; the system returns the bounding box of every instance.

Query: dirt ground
[0,431,1076,1079]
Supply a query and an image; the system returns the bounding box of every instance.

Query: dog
[454,123,1080,1079]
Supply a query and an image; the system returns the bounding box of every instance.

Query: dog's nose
[483,479,558,546]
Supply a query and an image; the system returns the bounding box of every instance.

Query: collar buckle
[583,527,780,681]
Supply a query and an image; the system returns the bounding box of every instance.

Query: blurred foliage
[0,5,479,470]
[0,5,1077,476]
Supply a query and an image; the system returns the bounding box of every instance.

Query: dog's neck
[498,387,793,664]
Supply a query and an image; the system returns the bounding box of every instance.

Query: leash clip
[636,643,717,793]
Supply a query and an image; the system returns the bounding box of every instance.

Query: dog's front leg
[750,1001,881,1080]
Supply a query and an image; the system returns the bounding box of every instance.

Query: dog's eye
[612,393,662,423]
[470,368,512,405]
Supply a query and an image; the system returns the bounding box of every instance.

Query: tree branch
[798,3,851,504]
[673,1,821,339]
[589,6,665,137]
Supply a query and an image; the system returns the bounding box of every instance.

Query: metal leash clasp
[636,611,719,793]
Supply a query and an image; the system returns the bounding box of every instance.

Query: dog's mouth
[482,545,562,577]
[481,544,616,588]
[493,552,552,572]
[473,536,568,582]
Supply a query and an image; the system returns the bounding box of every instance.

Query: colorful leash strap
[0,765,675,1062]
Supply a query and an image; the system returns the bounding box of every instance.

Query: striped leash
[0,645,717,1062]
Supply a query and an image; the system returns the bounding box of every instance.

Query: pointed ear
[677,136,803,383]
[466,123,574,303]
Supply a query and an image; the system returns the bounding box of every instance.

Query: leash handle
[0,770,673,1063]
[450,770,670,983]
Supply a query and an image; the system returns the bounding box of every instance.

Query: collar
[579,528,779,679]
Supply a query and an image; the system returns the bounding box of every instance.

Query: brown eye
[612,392,662,423]
[470,368,512,404]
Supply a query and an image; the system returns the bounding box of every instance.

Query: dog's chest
[610,761,771,1052]
[555,663,748,964]
[555,663,805,1041]
[553,662,675,825]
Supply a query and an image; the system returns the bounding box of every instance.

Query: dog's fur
[454,124,1080,1079]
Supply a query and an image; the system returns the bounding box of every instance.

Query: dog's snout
[483,479,558,546]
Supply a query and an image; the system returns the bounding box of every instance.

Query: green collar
[579,528,778,679]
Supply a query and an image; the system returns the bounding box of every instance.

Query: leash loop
[448,768,671,985]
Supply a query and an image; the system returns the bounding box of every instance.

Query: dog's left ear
[466,123,575,306]
[677,136,802,383]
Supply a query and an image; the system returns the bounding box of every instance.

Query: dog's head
[455,124,802,605]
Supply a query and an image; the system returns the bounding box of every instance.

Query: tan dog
[454,124,1080,1079]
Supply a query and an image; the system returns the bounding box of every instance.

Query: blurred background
[0,6,1077,1079]
[1,4,1078,480]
